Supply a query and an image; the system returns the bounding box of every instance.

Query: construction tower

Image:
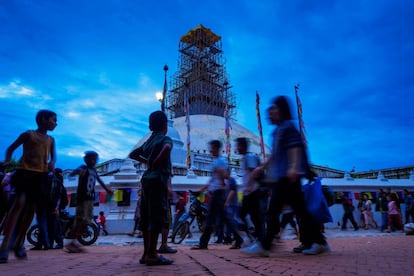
[166,25,235,119]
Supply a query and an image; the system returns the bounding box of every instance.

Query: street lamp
[156,92,163,110]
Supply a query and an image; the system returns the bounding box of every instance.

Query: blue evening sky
[1,0,413,172]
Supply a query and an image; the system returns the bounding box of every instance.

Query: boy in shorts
[129,110,173,266]
[0,110,57,263]
[65,151,113,253]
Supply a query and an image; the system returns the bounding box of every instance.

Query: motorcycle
[170,191,208,244]
[27,210,99,247]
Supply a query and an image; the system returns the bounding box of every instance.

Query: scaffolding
[166,25,236,119]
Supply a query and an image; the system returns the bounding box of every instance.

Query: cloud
[0,81,35,98]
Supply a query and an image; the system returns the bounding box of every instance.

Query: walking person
[340,195,359,231]
[65,151,113,253]
[241,95,329,256]
[375,189,389,232]
[235,137,265,242]
[223,176,244,249]
[387,193,403,232]
[191,140,229,250]
[276,206,300,240]
[129,110,174,266]
[47,168,68,249]
[357,198,365,228]
[0,110,57,263]
[362,193,378,229]
[403,189,413,224]
[172,192,186,233]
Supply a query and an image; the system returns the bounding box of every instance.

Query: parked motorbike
[170,191,208,244]
[27,210,99,246]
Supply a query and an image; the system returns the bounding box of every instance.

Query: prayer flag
[99,192,107,203]
[106,193,112,203]
[114,189,124,202]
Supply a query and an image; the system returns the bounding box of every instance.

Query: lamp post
[161,64,168,112]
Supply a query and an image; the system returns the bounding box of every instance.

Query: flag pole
[294,84,307,149]
[184,82,191,169]
[224,103,231,162]
[256,91,265,161]
[224,80,231,163]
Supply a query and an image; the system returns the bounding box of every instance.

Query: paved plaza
[1,229,413,275]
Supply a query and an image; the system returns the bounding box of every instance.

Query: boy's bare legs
[147,231,160,261]
[0,194,29,262]
[158,228,177,253]
[140,230,149,263]
[14,203,35,250]
[144,231,173,265]
[0,194,25,250]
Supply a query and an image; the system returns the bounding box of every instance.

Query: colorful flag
[295,84,307,148]
[99,192,107,203]
[224,103,232,161]
[106,192,112,203]
[184,88,191,168]
[114,189,124,202]
[256,91,265,161]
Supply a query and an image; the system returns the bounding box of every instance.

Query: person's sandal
[146,255,173,266]
[0,249,9,264]
[157,246,177,254]
[14,247,27,259]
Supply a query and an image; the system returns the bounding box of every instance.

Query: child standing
[97,211,108,236]
[128,189,142,237]
[0,110,57,263]
[129,110,174,266]
[65,151,113,253]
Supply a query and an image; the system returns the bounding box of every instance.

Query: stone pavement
[1,229,413,275]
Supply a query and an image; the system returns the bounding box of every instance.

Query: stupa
[131,25,270,177]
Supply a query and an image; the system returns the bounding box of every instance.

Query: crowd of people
[1,97,413,267]
[340,187,412,233]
